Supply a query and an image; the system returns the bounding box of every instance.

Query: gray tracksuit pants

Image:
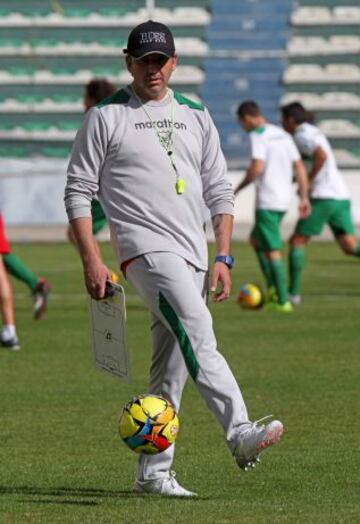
[126,252,249,481]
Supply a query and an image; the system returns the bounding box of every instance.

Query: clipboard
[88,281,130,382]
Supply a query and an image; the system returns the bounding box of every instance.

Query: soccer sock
[254,248,273,288]
[354,243,360,257]
[1,324,16,341]
[3,253,38,291]
[288,246,305,296]
[269,259,288,305]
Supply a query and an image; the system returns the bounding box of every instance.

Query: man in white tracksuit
[64,20,283,497]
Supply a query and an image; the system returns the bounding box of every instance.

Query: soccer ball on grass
[119,394,179,454]
[237,283,264,310]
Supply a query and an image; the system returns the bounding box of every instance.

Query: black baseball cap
[123,20,176,59]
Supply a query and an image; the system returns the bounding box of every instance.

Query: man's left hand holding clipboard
[88,280,130,382]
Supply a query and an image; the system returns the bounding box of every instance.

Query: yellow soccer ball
[237,283,264,310]
[119,394,179,454]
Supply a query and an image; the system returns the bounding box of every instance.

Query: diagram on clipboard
[88,282,130,382]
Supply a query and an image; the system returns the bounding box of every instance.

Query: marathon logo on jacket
[139,32,167,44]
[135,120,187,131]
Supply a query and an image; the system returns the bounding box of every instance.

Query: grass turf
[0,241,359,523]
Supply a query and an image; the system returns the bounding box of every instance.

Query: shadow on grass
[18,498,100,506]
[0,485,136,500]
[0,485,208,502]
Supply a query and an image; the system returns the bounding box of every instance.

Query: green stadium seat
[41,146,71,158]
[57,122,80,131]
[17,94,43,103]
[8,66,33,76]
[51,94,80,103]
[0,146,27,158]
[0,8,11,17]
[98,7,132,17]
[0,123,16,131]
[100,40,124,48]
[0,39,23,48]
[31,9,52,17]
[31,39,58,48]
[63,8,92,18]
[22,122,50,131]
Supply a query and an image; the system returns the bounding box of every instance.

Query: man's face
[239,114,257,132]
[282,115,295,134]
[127,53,177,100]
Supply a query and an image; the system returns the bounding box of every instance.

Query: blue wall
[202,0,294,167]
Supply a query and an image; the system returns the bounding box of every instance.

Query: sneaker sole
[133,483,197,497]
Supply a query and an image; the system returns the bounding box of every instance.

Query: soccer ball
[237,283,264,310]
[119,394,179,454]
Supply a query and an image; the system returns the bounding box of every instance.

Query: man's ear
[125,55,132,73]
[171,55,178,72]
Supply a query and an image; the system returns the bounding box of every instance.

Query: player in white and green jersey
[282,102,360,304]
[235,101,310,312]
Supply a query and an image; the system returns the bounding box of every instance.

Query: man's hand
[83,259,113,300]
[210,262,232,302]
[298,198,311,219]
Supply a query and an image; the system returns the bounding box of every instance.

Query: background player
[0,213,49,320]
[281,102,360,304]
[235,100,310,311]
[0,214,20,349]
[67,78,117,256]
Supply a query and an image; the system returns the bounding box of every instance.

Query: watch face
[226,256,234,268]
[216,256,234,268]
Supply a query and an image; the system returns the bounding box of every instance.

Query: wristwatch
[215,255,234,269]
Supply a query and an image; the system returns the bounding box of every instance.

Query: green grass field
[0,241,359,523]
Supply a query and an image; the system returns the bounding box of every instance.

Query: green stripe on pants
[159,292,199,381]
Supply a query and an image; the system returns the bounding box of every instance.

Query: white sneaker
[288,294,302,306]
[234,416,284,471]
[133,471,197,497]
[0,334,20,351]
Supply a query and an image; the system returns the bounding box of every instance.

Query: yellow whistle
[176,178,185,195]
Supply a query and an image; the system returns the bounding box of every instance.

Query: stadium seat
[0,146,28,157]
[333,7,360,24]
[325,64,360,81]
[329,36,360,54]
[287,37,329,55]
[63,8,92,18]
[98,7,132,17]
[291,7,332,25]
[318,120,360,139]
[288,36,360,56]
[283,64,325,83]
[41,146,72,158]
[321,92,360,110]
[291,6,360,26]
[280,92,360,111]
[333,149,360,168]
[0,12,30,27]
[283,64,360,83]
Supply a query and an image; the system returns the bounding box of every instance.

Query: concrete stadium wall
[1,162,360,241]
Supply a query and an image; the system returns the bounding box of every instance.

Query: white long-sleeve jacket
[64,87,234,270]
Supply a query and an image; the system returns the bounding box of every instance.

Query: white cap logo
[139,31,167,44]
